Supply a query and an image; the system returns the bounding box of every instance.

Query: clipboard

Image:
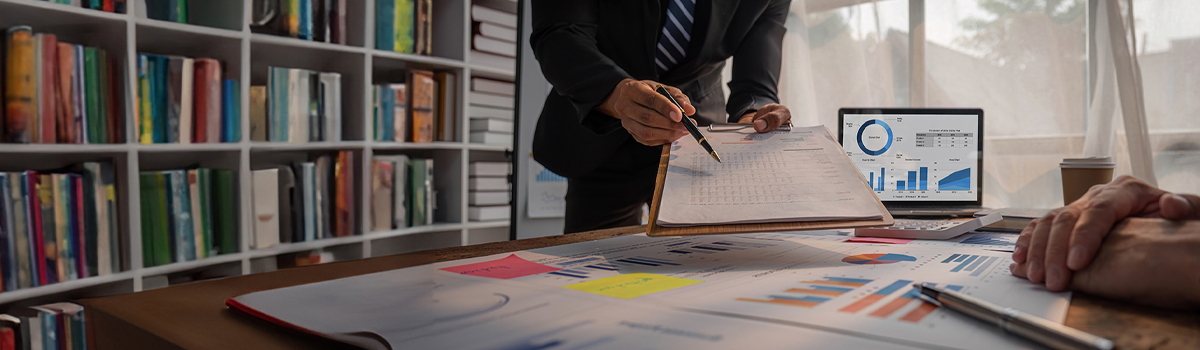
[646,137,895,237]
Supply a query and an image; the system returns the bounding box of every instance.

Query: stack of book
[137,0,188,22]
[468,78,514,145]
[0,302,89,350]
[467,161,510,221]
[136,54,240,144]
[249,0,348,45]
[138,168,238,267]
[469,0,517,71]
[3,27,123,144]
[39,0,126,13]
[369,156,435,231]
[0,164,122,292]
[251,151,356,249]
[251,66,342,143]
[372,70,457,143]
[375,0,433,55]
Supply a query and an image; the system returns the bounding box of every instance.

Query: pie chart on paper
[841,253,917,265]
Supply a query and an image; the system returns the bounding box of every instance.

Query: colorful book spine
[56,43,77,144]
[396,0,415,53]
[222,79,240,142]
[376,0,395,51]
[213,170,237,255]
[5,27,36,143]
[83,47,104,144]
[169,170,195,262]
[35,175,58,285]
[38,34,58,144]
[299,0,313,40]
[138,55,153,144]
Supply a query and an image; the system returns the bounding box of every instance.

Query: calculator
[854,213,1003,240]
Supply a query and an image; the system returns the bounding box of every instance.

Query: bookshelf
[0,0,516,309]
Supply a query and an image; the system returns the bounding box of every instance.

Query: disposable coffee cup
[1060,157,1116,204]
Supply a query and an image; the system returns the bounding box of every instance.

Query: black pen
[914,284,1113,350]
[655,85,721,163]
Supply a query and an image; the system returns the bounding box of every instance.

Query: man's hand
[596,79,692,146]
[1011,218,1200,309]
[736,103,792,132]
[1011,175,1200,291]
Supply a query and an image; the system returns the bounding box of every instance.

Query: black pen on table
[913,283,1113,350]
[654,85,721,163]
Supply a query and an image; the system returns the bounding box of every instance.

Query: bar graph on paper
[736,277,873,308]
[940,253,1002,277]
[837,280,964,323]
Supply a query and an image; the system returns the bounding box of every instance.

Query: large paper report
[657,125,884,226]
[229,231,1068,350]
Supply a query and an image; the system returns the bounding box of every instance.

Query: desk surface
[80,226,1200,350]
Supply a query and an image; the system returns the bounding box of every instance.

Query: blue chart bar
[550,268,590,278]
[950,255,979,272]
[812,285,855,293]
[954,255,968,262]
[970,257,1000,277]
[907,171,917,190]
[869,172,874,190]
[616,259,658,267]
[827,277,875,284]
[897,181,906,190]
[941,254,961,263]
[692,245,728,252]
[631,256,680,266]
[585,264,619,271]
[879,168,885,191]
[668,250,692,254]
[919,167,928,190]
[771,294,832,303]
[939,168,971,191]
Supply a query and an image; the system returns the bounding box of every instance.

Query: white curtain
[775,0,1199,208]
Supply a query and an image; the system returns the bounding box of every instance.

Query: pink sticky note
[845,237,914,244]
[439,254,561,279]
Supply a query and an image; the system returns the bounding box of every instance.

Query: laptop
[838,108,984,217]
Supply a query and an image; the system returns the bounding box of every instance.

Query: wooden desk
[80,226,1200,350]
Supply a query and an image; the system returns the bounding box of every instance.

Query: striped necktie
[655,0,696,74]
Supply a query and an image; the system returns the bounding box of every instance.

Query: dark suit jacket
[530,0,789,178]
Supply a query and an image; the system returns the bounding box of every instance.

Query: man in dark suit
[531,0,793,233]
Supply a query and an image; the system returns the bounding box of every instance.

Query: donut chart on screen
[856,119,893,156]
[841,253,917,265]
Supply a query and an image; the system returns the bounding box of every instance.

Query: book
[409,70,436,143]
[471,4,517,28]
[169,170,196,262]
[249,85,267,141]
[222,79,240,142]
[470,77,514,96]
[195,58,221,143]
[470,91,514,108]
[197,168,213,256]
[300,163,317,242]
[473,21,517,43]
[5,27,36,143]
[375,0,395,51]
[370,160,394,231]
[187,170,205,259]
[390,84,407,142]
[5,174,35,288]
[468,105,513,120]
[469,131,513,145]
[468,191,509,206]
[299,0,313,40]
[468,162,509,177]
[84,47,105,144]
[469,118,513,133]
[288,69,309,142]
[469,50,515,72]
[35,175,59,284]
[334,151,355,237]
[468,177,509,192]
[395,0,415,53]
[37,34,58,144]
[468,205,510,221]
[472,34,516,57]
[319,73,341,141]
[169,57,193,143]
[213,169,237,255]
[56,43,77,144]
[277,166,296,243]
[315,156,332,239]
[252,169,280,250]
[415,0,432,55]
[0,174,12,291]
[434,72,457,142]
[409,159,434,226]
[375,155,409,228]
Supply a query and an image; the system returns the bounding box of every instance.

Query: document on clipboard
[651,125,890,233]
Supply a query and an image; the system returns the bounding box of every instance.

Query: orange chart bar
[869,297,916,318]
[838,294,884,313]
[736,297,820,308]
[899,301,939,323]
[786,288,844,297]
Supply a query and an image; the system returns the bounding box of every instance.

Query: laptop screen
[837,109,983,204]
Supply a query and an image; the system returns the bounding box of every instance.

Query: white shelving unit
[0,0,516,308]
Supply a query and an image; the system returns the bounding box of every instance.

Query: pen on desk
[913,284,1113,350]
[654,85,721,163]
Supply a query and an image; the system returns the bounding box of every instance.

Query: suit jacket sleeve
[531,0,631,134]
[725,0,788,122]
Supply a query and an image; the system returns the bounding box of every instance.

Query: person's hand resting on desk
[1010,175,1200,308]
[597,79,792,146]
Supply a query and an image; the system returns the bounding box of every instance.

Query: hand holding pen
[596,79,696,146]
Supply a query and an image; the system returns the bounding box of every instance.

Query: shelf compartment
[368,228,463,257]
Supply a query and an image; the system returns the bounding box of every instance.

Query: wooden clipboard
[646,145,894,237]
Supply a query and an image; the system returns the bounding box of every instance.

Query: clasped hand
[597,79,791,146]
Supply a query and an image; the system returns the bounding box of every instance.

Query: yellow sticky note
[563,273,702,299]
